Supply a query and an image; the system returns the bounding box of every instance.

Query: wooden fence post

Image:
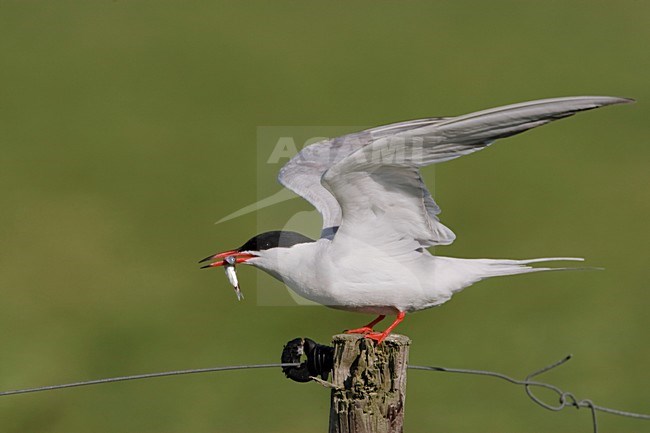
[328,333,411,433]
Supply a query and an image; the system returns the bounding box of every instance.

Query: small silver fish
[224,255,244,301]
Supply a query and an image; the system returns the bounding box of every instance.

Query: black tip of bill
[198,254,215,264]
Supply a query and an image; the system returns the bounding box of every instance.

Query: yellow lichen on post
[328,334,411,433]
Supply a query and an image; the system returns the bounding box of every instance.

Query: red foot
[362,311,406,345]
[345,326,374,335]
[364,331,389,344]
[344,315,386,335]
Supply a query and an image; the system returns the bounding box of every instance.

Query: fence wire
[410,354,650,433]
[0,355,648,433]
[0,363,301,397]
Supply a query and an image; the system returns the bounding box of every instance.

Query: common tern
[201,96,631,343]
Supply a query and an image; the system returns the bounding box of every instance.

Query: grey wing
[322,96,632,249]
[389,96,633,166]
[277,118,450,238]
[278,135,362,238]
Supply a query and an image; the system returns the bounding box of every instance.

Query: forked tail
[434,256,593,296]
[473,257,589,279]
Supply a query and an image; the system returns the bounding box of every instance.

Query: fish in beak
[199,250,256,301]
[198,250,257,267]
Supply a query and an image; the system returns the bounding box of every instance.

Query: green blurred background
[0,1,648,432]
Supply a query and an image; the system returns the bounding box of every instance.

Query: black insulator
[281,338,334,383]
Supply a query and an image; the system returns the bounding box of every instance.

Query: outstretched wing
[278,118,450,238]
[322,96,632,250]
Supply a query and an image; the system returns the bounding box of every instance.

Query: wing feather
[278,118,450,237]
[322,96,631,249]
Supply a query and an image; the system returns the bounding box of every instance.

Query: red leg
[345,315,386,335]
[365,311,406,344]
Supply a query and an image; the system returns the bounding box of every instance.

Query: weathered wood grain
[328,334,410,433]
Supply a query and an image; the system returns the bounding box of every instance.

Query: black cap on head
[238,231,314,252]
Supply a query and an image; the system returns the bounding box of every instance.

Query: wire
[409,355,650,433]
[0,363,300,397]
[1,353,648,433]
